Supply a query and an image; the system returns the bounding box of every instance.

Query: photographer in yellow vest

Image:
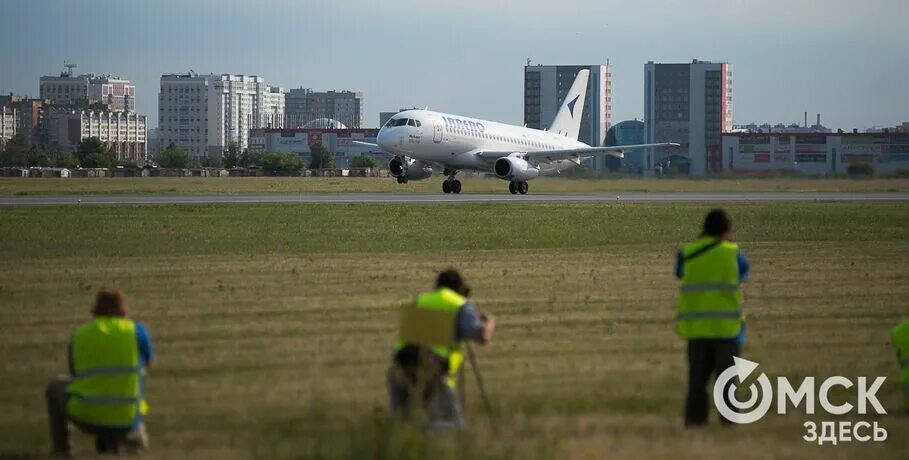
[892,319,909,415]
[45,289,155,456]
[676,209,749,426]
[388,268,495,429]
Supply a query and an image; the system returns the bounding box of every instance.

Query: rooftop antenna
[63,61,77,77]
[527,58,531,66]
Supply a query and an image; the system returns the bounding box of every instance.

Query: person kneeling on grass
[388,268,495,429]
[46,288,155,456]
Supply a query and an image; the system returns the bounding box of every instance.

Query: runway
[2,192,908,205]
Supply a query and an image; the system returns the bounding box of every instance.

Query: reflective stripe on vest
[680,283,740,293]
[676,237,743,340]
[394,287,466,388]
[66,317,143,429]
[676,310,743,320]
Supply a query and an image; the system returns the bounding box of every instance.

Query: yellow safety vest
[891,319,909,397]
[66,317,146,428]
[395,287,466,388]
[676,237,744,339]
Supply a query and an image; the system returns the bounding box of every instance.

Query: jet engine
[494,156,540,181]
[389,156,432,181]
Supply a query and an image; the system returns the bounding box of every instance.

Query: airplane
[355,69,679,194]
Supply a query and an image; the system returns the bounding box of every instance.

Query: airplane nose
[377,128,390,151]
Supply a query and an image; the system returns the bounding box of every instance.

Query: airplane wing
[351,141,379,148]
[474,143,679,163]
[523,143,680,162]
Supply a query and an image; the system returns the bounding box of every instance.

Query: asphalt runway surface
[2,192,908,205]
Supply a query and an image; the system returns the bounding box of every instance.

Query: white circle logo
[713,357,774,424]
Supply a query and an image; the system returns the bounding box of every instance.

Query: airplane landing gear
[442,170,461,194]
[509,181,528,195]
[397,176,408,184]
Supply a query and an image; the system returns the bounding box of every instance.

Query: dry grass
[2,176,909,196]
[0,203,907,459]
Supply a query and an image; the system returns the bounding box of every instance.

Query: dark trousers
[685,339,740,426]
[45,376,148,455]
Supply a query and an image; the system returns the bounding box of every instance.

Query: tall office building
[0,106,16,149]
[285,89,363,129]
[158,73,285,159]
[40,73,136,113]
[0,95,45,145]
[644,59,732,176]
[524,64,612,154]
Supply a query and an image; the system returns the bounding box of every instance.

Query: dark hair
[435,268,469,296]
[92,288,127,317]
[702,209,732,237]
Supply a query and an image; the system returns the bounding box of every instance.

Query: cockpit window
[393,118,408,127]
[407,119,416,127]
[414,120,421,127]
[384,118,396,127]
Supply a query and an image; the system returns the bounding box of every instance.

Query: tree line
[0,135,380,174]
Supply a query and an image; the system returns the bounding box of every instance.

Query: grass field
[0,202,907,459]
[2,176,909,196]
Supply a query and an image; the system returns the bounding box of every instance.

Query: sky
[1,0,907,131]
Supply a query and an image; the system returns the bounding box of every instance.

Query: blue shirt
[456,302,484,340]
[675,248,750,344]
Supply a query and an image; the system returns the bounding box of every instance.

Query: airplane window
[407,119,416,127]
[415,120,421,127]
[384,118,396,127]
[394,118,408,127]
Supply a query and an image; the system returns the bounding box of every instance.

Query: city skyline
[1,0,907,131]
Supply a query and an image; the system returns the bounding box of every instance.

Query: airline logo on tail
[567,95,580,118]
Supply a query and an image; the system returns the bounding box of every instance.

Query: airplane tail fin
[547,69,589,140]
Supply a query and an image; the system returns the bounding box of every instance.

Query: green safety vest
[676,237,744,339]
[891,319,909,395]
[66,317,146,429]
[395,287,466,388]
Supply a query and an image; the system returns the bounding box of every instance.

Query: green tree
[25,147,51,167]
[156,144,191,168]
[308,143,335,169]
[258,152,305,176]
[348,155,379,168]
[81,151,117,168]
[201,156,224,168]
[222,142,241,168]
[76,137,107,164]
[0,134,30,167]
[53,152,78,169]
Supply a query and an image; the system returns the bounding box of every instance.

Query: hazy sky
[1,0,906,130]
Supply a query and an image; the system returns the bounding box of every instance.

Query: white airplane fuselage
[377,109,587,176]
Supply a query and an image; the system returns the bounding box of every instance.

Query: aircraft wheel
[519,181,529,194]
[442,181,451,194]
[451,180,462,194]
[402,177,408,184]
[509,181,518,194]
[396,176,403,184]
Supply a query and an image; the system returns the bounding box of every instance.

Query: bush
[892,168,909,178]
[258,152,305,176]
[847,163,874,177]
[348,155,379,169]
[156,144,191,168]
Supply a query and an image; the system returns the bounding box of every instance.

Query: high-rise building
[0,106,16,149]
[524,64,612,156]
[40,73,136,113]
[285,89,363,129]
[158,73,285,159]
[0,95,45,145]
[43,109,147,162]
[644,59,732,176]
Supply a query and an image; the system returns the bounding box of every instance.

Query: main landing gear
[396,176,408,184]
[508,181,529,195]
[442,176,462,194]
